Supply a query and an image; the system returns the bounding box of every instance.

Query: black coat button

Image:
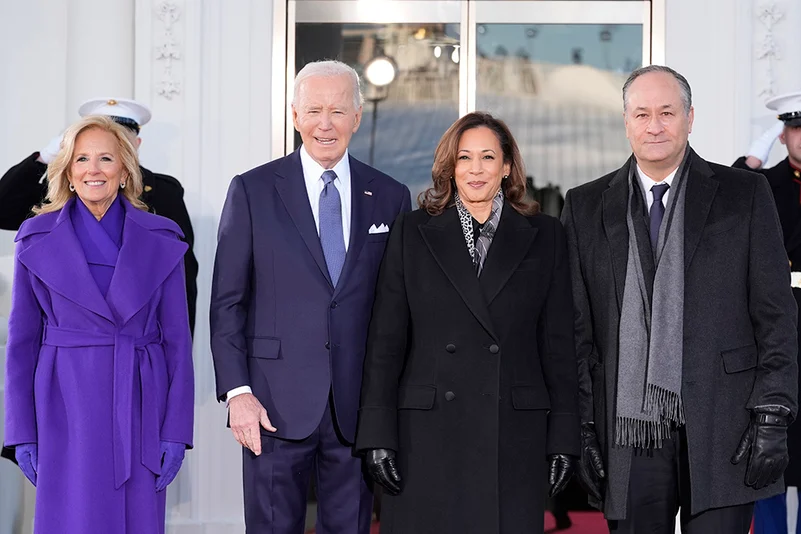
[489,344,499,354]
[330,301,338,309]
[444,391,456,401]
[325,342,330,349]
[445,344,456,353]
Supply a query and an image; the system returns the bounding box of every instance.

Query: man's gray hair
[623,65,692,115]
[293,60,364,110]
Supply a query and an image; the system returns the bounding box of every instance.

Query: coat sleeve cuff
[354,407,398,453]
[546,412,581,456]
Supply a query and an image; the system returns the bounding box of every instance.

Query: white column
[65,0,136,120]
[665,0,752,165]
[0,0,67,526]
[134,0,275,531]
[0,0,69,167]
[0,1,135,532]
[750,0,801,167]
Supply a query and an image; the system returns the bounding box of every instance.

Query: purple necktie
[319,170,345,286]
[650,183,670,248]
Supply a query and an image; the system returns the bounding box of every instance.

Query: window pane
[295,23,461,200]
[476,23,642,204]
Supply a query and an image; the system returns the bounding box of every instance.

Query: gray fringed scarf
[615,151,690,448]
[454,189,504,275]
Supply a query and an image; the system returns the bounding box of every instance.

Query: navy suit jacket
[210,149,411,443]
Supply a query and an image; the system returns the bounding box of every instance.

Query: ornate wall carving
[155,1,182,99]
[754,1,785,99]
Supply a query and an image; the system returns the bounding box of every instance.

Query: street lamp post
[363,55,397,167]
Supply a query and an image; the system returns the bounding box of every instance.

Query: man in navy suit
[210,60,411,533]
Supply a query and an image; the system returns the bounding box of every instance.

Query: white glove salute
[746,121,784,169]
[37,133,64,165]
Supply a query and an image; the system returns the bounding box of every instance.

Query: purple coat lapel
[16,197,187,325]
[17,198,115,322]
[72,196,123,297]
[106,198,188,324]
[73,196,122,267]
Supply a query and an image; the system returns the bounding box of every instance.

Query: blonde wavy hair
[33,115,148,215]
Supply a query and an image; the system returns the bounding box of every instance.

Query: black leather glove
[577,422,606,501]
[548,453,576,497]
[731,406,791,490]
[365,448,402,495]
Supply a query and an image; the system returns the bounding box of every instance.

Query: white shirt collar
[635,164,678,192]
[297,144,353,249]
[299,145,351,186]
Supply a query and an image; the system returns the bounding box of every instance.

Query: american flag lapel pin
[364,190,373,196]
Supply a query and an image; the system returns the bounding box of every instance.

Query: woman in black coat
[355,112,580,534]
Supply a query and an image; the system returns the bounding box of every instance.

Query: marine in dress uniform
[733,91,801,534]
[0,98,198,333]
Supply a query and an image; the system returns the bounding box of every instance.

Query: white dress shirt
[636,164,678,210]
[226,146,353,402]
[300,144,352,250]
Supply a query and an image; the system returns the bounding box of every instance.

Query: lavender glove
[15,443,38,486]
[155,441,186,492]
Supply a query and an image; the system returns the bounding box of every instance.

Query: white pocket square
[368,223,389,234]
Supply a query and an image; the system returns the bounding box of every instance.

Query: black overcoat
[734,155,801,485]
[563,150,799,520]
[355,204,580,534]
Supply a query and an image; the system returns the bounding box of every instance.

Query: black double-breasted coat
[355,204,580,534]
[562,150,799,520]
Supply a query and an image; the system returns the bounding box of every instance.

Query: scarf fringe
[643,383,685,424]
[614,385,685,448]
[614,415,673,448]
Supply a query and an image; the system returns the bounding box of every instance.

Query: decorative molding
[754,1,785,99]
[155,1,182,99]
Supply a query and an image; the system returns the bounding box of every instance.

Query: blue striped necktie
[319,170,346,286]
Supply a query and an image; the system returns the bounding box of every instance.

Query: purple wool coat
[3,196,194,534]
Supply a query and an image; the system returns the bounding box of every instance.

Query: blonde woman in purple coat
[3,116,194,534]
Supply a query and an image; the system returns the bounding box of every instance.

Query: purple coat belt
[42,325,162,488]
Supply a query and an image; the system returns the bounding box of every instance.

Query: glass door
[285,1,463,200]
[276,0,655,201]
[471,1,649,208]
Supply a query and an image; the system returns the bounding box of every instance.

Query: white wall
[0,0,274,531]
[135,1,275,531]
[666,0,801,167]
[0,0,136,531]
[132,0,274,531]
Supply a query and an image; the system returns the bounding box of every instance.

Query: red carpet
[308,512,753,533]
[307,512,608,533]
[544,511,608,533]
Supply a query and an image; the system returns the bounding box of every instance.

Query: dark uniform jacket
[563,150,798,519]
[734,155,801,486]
[355,204,579,534]
[0,152,197,333]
